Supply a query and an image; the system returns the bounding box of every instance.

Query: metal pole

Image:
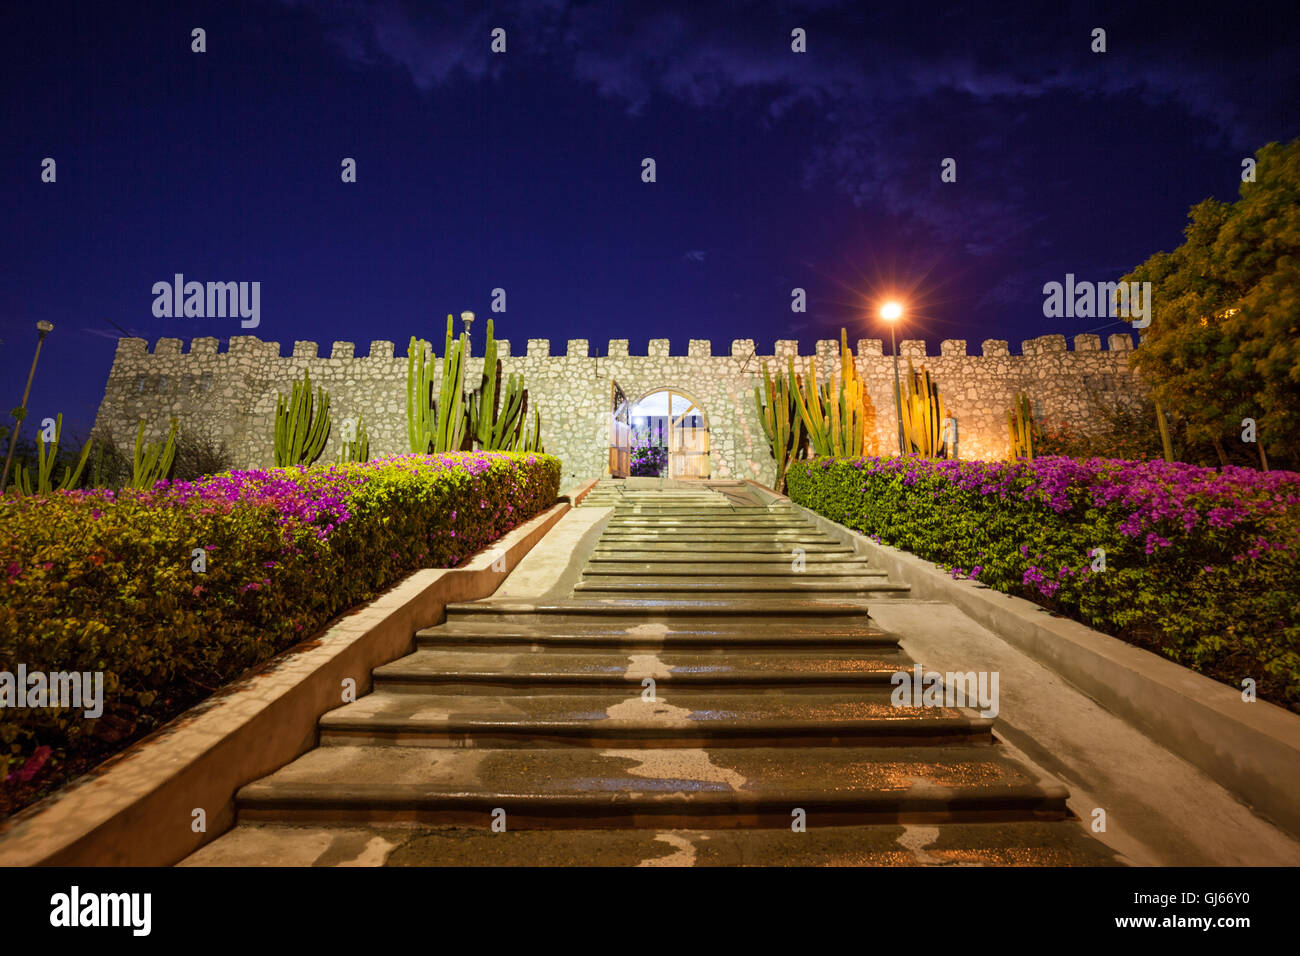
[1,324,53,495]
[891,324,905,456]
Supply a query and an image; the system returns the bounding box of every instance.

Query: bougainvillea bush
[0,451,560,814]
[786,456,1300,711]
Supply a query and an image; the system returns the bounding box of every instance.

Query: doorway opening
[627,389,710,479]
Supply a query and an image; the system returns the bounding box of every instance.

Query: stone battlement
[94,327,1143,488]
[114,332,1135,361]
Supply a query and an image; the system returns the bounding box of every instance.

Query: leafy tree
[1120,139,1300,466]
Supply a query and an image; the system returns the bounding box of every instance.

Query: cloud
[280,0,1293,259]
[684,250,707,262]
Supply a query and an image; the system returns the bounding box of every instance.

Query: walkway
[184,480,1117,865]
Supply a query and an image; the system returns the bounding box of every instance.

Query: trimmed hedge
[0,451,560,815]
[786,456,1300,711]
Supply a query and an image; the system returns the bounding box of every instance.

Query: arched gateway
[608,384,710,479]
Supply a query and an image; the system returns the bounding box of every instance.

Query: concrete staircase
[189,480,1118,865]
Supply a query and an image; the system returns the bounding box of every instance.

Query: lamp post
[1,320,55,495]
[460,311,475,337]
[881,302,904,456]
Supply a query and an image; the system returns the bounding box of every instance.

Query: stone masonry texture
[92,332,1143,488]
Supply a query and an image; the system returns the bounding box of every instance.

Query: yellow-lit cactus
[898,360,948,458]
[1006,391,1036,460]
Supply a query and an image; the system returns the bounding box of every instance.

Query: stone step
[183,819,1122,867]
[592,541,853,554]
[599,525,835,534]
[373,646,914,692]
[573,576,909,594]
[607,516,809,525]
[597,532,845,544]
[445,597,879,615]
[236,744,1069,827]
[597,509,799,517]
[316,688,992,747]
[587,551,863,564]
[557,595,912,611]
[417,616,900,649]
[581,562,886,577]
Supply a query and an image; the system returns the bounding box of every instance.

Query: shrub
[0,451,560,815]
[786,456,1300,711]
[630,443,667,477]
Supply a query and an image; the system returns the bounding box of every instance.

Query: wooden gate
[609,380,630,477]
[668,392,710,479]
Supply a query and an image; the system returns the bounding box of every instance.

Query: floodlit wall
[93,332,1143,487]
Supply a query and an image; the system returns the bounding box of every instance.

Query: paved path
[184,481,1117,865]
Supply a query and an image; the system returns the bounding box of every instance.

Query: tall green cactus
[793,329,873,458]
[14,413,93,495]
[898,359,948,458]
[520,407,544,453]
[433,315,470,452]
[753,357,804,492]
[130,418,178,489]
[1007,391,1036,461]
[274,369,331,466]
[470,318,529,451]
[340,415,370,463]
[407,335,437,453]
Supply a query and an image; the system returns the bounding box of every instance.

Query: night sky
[3,0,1298,437]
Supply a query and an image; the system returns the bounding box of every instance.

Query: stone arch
[627,387,711,479]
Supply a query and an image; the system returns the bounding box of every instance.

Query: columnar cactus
[13,413,93,495]
[470,318,529,451]
[1007,391,1036,460]
[898,359,948,458]
[340,415,370,463]
[434,315,469,453]
[407,336,437,453]
[274,369,331,466]
[753,357,804,492]
[793,329,873,458]
[520,407,544,453]
[130,418,178,488]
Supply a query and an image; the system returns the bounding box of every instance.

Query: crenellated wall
[92,332,1144,487]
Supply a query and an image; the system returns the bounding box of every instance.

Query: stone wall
[92,332,1143,488]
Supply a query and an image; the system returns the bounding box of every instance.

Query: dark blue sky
[3,0,1298,436]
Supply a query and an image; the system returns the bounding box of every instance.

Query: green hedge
[786,456,1300,711]
[0,451,560,815]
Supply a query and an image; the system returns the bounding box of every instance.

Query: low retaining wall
[745,480,1300,841]
[0,480,596,867]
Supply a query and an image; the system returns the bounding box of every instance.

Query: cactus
[407,335,437,453]
[130,418,178,489]
[470,318,530,451]
[520,407,545,453]
[1006,391,1037,460]
[14,414,92,495]
[753,358,804,492]
[274,369,331,466]
[433,315,470,452]
[340,415,370,463]
[793,329,874,458]
[898,359,948,458]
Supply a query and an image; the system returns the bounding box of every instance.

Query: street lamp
[881,302,905,456]
[460,311,475,336]
[1,320,55,495]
